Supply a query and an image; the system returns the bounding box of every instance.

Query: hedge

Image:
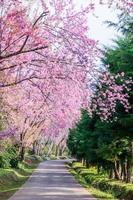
[70,162,133,200]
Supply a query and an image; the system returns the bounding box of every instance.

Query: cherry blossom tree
[0,0,132,159]
[90,72,132,121]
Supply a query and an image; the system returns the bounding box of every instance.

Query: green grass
[0,157,40,200]
[69,162,133,200]
[68,162,118,200]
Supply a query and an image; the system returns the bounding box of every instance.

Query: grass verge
[68,162,133,200]
[68,162,118,200]
[0,155,41,200]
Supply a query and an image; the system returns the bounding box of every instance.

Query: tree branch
[0,45,48,60]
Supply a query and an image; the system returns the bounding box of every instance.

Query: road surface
[9,160,96,200]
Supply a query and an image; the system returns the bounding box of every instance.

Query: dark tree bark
[109,167,114,179]
[19,146,25,161]
[114,161,121,180]
[126,159,132,183]
[121,161,127,182]
[19,133,25,161]
[86,160,90,168]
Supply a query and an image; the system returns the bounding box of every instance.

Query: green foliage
[9,157,19,168]
[67,110,97,163]
[67,111,132,176]
[103,37,133,74]
[71,162,133,200]
[0,145,19,169]
[67,14,133,184]
[69,163,116,199]
[105,13,133,36]
[0,152,11,168]
[0,155,40,200]
[102,15,133,138]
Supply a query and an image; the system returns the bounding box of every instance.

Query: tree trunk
[32,141,36,155]
[86,160,89,168]
[19,146,25,161]
[121,161,127,182]
[97,165,101,174]
[126,160,132,183]
[114,161,121,180]
[55,145,59,157]
[83,158,86,166]
[19,133,25,161]
[59,147,63,156]
[126,141,133,183]
[109,167,114,179]
[47,142,54,156]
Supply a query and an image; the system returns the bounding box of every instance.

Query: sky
[77,0,120,47]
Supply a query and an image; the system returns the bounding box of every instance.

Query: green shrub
[0,145,19,169]
[0,152,10,168]
[27,148,34,155]
[71,162,133,200]
[9,157,19,168]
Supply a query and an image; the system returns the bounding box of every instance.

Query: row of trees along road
[67,13,133,183]
[0,1,132,166]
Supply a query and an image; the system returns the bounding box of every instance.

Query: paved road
[9,160,96,200]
